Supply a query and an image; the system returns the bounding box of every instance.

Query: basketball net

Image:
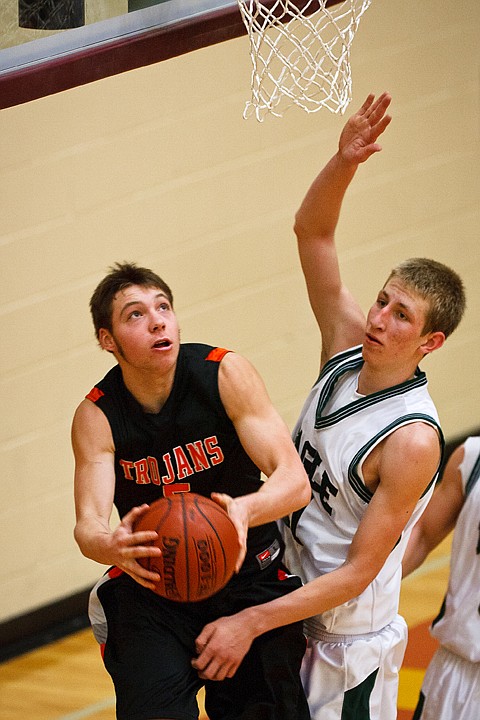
[237,0,373,120]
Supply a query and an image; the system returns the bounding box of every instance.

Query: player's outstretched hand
[339,92,392,165]
[109,504,162,589]
[192,613,254,681]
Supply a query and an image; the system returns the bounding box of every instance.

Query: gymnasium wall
[0,0,478,626]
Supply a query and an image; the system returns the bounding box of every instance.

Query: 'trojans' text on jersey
[118,436,224,489]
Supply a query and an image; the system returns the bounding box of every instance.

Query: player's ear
[99,328,116,354]
[420,331,445,356]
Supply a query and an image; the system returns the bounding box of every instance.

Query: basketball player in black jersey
[72,262,311,720]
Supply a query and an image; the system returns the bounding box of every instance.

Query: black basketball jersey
[86,343,283,573]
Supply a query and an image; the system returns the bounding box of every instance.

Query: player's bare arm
[402,443,465,577]
[193,420,441,681]
[214,352,310,537]
[72,398,162,589]
[294,93,392,366]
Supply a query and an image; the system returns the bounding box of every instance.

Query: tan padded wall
[0,0,478,621]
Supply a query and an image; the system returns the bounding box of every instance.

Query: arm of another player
[402,442,465,577]
[294,93,392,367]
[193,421,441,681]
[72,398,162,589]
[211,351,311,567]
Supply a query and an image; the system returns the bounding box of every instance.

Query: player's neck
[357,362,418,396]
[121,365,176,414]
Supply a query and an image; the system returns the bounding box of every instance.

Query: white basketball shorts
[413,645,480,720]
[301,614,408,720]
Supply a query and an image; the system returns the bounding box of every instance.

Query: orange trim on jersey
[86,386,104,402]
[108,566,123,579]
[206,347,231,363]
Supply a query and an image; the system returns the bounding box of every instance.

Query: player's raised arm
[294,93,392,367]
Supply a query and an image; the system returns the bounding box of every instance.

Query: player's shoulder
[181,344,257,401]
[73,395,109,426]
[83,364,122,403]
[387,420,440,454]
[217,351,267,416]
[181,342,233,364]
[217,349,259,384]
[378,422,442,478]
[373,423,442,498]
[380,422,442,485]
[72,397,114,454]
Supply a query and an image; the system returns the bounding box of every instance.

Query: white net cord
[237,0,373,120]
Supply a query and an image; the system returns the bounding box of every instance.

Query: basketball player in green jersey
[403,437,480,720]
[192,93,466,720]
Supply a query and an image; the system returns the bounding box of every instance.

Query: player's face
[100,284,180,373]
[363,278,432,368]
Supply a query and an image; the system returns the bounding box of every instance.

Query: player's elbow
[73,521,97,562]
[291,470,312,509]
[293,210,333,246]
[300,481,312,508]
[293,212,304,239]
[73,523,88,557]
[293,213,316,243]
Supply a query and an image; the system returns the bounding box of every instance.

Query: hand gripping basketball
[133,493,240,602]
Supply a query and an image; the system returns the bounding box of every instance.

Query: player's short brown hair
[90,262,174,340]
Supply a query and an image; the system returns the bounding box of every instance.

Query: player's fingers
[210,492,232,511]
[128,529,159,545]
[368,91,391,121]
[126,557,161,580]
[118,563,159,589]
[355,143,383,163]
[358,93,375,116]
[126,545,162,560]
[121,503,150,524]
[235,542,247,573]
[129,573,159,590]
[194,626,214,655]
[373,115,392,138]
[194,657,228,681]
[224,661,239,679]
[191,650,210,673]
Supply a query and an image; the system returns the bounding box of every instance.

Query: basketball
[133,493,239,602]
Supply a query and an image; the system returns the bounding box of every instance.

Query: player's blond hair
[386,258,465,338]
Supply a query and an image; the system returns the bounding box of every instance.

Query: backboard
[0,0,345,110]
